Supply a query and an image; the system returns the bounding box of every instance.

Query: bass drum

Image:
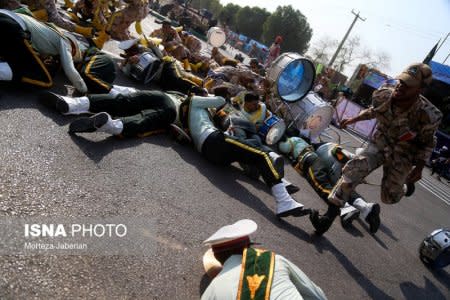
[266,52,315,102]
[287,93,334,139]
[207,27,226,48]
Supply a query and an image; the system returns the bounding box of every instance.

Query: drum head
[268,53,315,103]
[303,105,333,138]
[207,27,226,48]
[265,119,286,145]
[277,58,315,102]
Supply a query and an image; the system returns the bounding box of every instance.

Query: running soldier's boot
[365,203,380,233]
[404,183,415,197]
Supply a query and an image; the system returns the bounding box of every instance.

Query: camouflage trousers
[337,143,413,205]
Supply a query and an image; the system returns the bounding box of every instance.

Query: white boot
[271,182,305,217]
[109,85,138,96]
[351,197,372,219]
[340,202,360,227]
[0,62,13,81]
[63,96,90,115]
[69,112,123,135]
[98,116,123,135]
[269,152,284,178]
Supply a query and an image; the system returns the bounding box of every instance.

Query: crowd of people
[0,1,444,298]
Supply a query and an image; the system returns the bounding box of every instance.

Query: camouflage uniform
[109,0,149,41]
[334,87,442,205]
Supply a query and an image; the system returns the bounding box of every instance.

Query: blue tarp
[430,61,450,85]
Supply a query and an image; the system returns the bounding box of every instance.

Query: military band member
[40,89,184,139]
[201,219,327,300]
[278,137,381,234]
[179,95,308,218]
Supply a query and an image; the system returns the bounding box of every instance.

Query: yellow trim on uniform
[173,60,200,87]
[236,248,249,300]
[308,167,331,194]
[84,55,110,90]
[264,251,275,300]
[21,40,53,88]
[106,11,122,32]
[225,137,280,180]
[136,129,166,138]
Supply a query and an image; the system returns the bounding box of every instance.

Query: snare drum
[286,93,334,139]
[127,52,160,84]
[266,52,315,102]
[258,114,286,145]
[207,27,226,48]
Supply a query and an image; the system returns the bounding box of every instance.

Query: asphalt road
[0,15,449,300]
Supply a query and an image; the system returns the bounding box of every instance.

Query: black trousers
[159,60,204,95]
[88,90,176,136]
[79,52,116,94]
[201,131,282,187]
[0,14,52,87]
[301,152,362,204]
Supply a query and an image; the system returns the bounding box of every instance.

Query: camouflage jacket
[358,88,442,164]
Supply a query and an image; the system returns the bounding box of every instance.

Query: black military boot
[309,205,340,236]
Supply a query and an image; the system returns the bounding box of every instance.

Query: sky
[220,0,450,77]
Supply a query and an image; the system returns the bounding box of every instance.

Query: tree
[332,36,361,72]
[309,36,338,64]
[234,6,270,41]
[262,5,312,54]
[308,35,391,74]
[218,3,240,29]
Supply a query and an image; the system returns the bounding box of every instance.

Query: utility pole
[328,10,366,68]
[444,52,450,64]
[437,32,449,54]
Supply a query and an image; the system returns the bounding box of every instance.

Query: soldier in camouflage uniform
[310,63,442,234]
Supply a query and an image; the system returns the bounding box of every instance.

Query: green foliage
[235,6,270,40]
[188,3,312,54]
[262,5,312,54]
[218,3,240,28]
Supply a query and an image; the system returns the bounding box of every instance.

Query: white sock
[63,96,90,115]
[352,198,372,219]
[98,117,124,135]
[0,62,13,81]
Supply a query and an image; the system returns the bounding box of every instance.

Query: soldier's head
[243,92,260,113]
[161,19,172,32]
[203,219,256,277]
[393,63,432,102]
